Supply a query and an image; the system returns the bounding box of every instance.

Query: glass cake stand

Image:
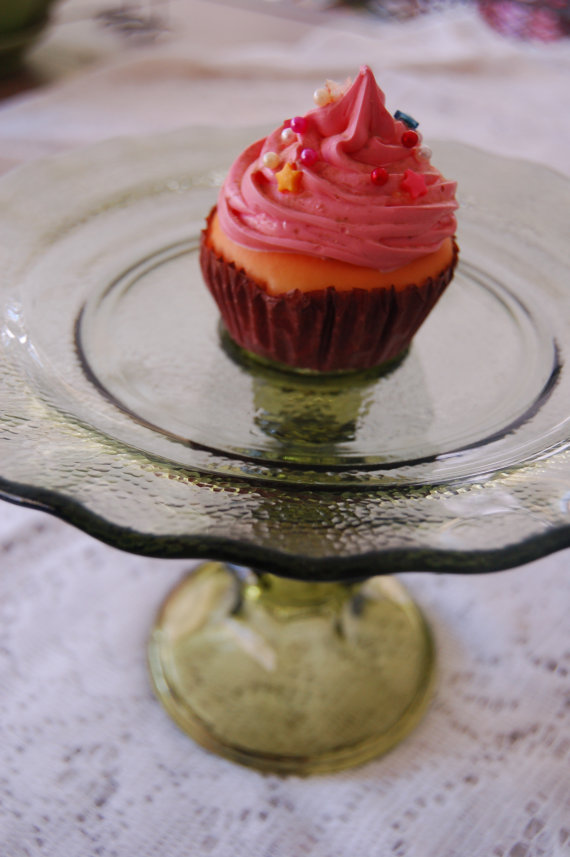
[0,129,569,773]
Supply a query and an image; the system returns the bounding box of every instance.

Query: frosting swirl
[217,66,457,272]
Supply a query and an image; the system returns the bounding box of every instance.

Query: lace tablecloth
[0,3,569,855]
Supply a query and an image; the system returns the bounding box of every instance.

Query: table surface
[0,3,569,856]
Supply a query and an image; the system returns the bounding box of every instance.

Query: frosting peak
[314,66,397,157]
[217,66,458,272]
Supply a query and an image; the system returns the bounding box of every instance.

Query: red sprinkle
[371,167,389,186]
[402,130,419,148]
[300,147,318,167]
[290,116,308,134]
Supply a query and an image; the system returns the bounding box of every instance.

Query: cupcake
[200,66,458,373]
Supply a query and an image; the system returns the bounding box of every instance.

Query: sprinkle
[394,110,419,130]
[290,116,308,134]
[402,130,419,148]
[262,151,280,169]
[281,127,295,144]
[326,78,351,100]
[300,147,318,167]
[370,167,389,186]
[276,162,303,193]
[400,169,428,200]
[313,78,351,108]
[417,145,432,160]
[313,87,331,107]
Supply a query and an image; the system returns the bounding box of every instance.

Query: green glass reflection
[149,562,435,774]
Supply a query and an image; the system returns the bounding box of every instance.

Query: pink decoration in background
[478,0,569,41]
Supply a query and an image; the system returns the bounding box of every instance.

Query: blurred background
[1,0,569,92]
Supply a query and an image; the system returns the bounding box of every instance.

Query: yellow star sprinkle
[276,162,303,194]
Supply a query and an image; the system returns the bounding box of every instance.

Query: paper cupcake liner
[200,228,458,373]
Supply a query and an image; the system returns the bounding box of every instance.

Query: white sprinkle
[326,78,351,100]
[313,87,331,107]
[262,151,280,169]
[281,127,295,144]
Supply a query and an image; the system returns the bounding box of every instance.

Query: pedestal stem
[149,562,435,774]
[244,571,356,612]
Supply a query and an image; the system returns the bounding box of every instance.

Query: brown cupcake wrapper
[200,216,459,373]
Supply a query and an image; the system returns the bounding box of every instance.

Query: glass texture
[0,129,569,578]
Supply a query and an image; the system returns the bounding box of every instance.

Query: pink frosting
[217,66,458,271]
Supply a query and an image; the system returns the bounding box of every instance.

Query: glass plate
[0,128,569,578]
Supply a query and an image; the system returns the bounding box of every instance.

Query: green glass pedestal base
[148,563,435,774]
